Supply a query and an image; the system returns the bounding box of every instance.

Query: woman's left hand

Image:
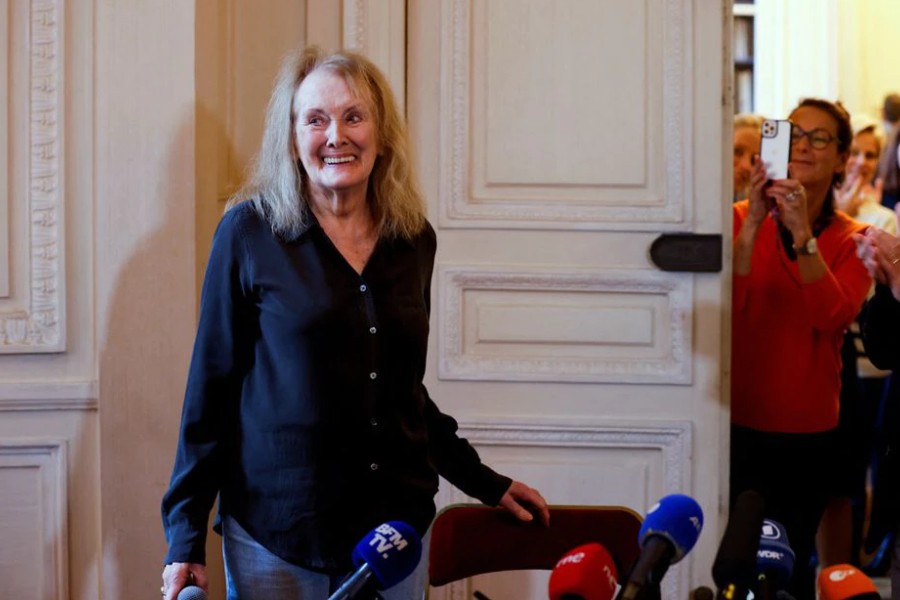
[768,177,813,245]
[498,480,551,526]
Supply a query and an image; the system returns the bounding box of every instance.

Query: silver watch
[795,237,818,256]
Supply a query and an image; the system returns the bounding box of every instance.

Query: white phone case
[759,119,792,180]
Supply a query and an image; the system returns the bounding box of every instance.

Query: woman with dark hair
[878,127,900,211]
[159,47,548,600]
[731,98,872,599]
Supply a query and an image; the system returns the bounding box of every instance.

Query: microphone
[711,490,766,600]
[615,494,704,600]
[817,565,881,600]
[753,519,795,600]
[176,586,207,600]
[327,521,422,600]
[548,542,619,600]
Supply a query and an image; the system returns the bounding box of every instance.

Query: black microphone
[176,586,207,600]
[691,586,715,600]
[615,494,705,600]
[711,490,766,600]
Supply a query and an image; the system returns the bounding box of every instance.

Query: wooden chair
[428,504,643,587]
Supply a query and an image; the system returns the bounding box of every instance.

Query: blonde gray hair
[228,47,426,240]
[734,113,765,131]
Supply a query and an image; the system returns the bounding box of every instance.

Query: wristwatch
[795,236,818,256]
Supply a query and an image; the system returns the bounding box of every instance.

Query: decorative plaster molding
[343,0,367,52]
[431,422,692,600]
[0,438,69,598]
[438,266,692,384]
[0,380,98,411]
[0,0,65,353]
[439,0,689,230]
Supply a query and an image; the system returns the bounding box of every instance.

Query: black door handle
[649,233,723,272]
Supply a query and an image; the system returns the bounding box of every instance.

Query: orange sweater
[731,201,871,433]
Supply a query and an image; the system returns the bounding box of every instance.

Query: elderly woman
[731,98,872,600]
[160,47,548,600]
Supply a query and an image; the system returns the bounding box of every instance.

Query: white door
[407,1,730,598]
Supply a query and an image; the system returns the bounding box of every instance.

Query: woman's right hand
[162,562,208,600]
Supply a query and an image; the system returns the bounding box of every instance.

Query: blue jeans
[222,515,429,599]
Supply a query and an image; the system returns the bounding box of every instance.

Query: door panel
[408,1,729,598]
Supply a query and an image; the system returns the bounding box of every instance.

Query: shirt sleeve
[161,207,254,564]
[800,229,872,334]
[422,390,512,506]
[861,284,900,369]
[415,221,512,506]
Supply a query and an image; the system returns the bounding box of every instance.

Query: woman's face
[846,130,880,182]
[733,125,761,198]
[787,106,847,188]
[293,68,379,199]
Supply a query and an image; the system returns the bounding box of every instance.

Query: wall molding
[0,0,66,353]
[438,265,693,384]
[342,0,406,112]
[0,380,97,411]
[438,0,690,230]
[430,421,693,600]
[0,437,69,598]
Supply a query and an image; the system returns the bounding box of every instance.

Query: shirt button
[370,463,379,471]
[369,327,377,334]
[370,418,378,427]
[360,284,367,292]
[369,372,377,380]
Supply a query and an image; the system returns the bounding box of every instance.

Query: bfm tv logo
[369,523,409,558]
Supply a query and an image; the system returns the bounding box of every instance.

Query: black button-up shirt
[161,203,510,571]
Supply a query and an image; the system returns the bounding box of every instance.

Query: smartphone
[759,119,792,180]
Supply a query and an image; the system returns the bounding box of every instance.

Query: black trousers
[730,424,839,600]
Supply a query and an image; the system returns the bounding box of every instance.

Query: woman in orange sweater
[731,98,872,600]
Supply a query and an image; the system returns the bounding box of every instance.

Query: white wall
[754,0,900,122]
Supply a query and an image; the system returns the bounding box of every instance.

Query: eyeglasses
[790,126,836,149]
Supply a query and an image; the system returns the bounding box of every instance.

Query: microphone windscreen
[548,543,619,600]
[756,519,794,584]
[176,586,208,600]
[817,564,880,600]
[711,489,766,590]
[638,494,704,562]
[352,521,422,590]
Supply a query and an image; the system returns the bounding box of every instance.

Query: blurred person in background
[819,117,895,568]
[853,223,900,600]
[733,113,765,202]
[878,125,900,212]
[881,93,900,143]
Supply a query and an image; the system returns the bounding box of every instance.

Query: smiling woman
[292,69,379,209]
[158,46,550,600]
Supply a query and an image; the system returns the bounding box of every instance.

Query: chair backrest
[428,504,643,586]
